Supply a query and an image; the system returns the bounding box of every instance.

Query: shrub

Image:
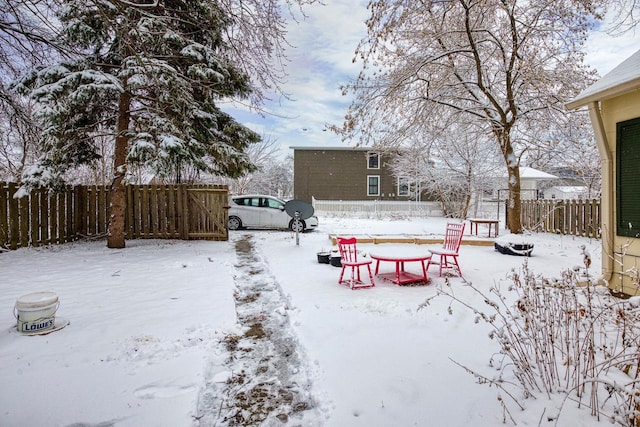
[421,249,640,426]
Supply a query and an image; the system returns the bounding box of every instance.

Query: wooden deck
[328,234,494,246]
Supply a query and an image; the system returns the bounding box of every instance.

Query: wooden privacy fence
[520,199,601,238]
[0,182,228,250]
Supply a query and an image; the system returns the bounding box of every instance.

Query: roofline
[566,76,640,110]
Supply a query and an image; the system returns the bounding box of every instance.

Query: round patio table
[369,246,432,285]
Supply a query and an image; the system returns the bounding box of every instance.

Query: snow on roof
[518,167,558,180]
[492,166,558,180]
[567,48,640,109]
[548,185,589,193]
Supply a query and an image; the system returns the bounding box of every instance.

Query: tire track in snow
[196,234,316,426]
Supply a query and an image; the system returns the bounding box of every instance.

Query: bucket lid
[15,292,58,309]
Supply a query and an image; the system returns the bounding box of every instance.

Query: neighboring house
[544,185,590,200]
[518,167,558,199]
[567,48,640,295]
[291,146,411,203]
[492,166,558,200]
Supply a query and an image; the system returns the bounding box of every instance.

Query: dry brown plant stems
[420,252,640,426]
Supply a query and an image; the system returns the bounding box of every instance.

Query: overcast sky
[223,1,640,159]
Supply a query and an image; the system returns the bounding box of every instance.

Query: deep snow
[0,215,609,426]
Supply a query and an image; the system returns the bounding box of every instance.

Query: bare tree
[0,0,62,182]
[605,0,640,35]
[219,0,317,106]
[527,111,602,198]
[0,0,62,76]
[389,122,501,218]
[249,154,294,198]
[336,0,638,233]
[0,95,41,181]
[228,134,282,194]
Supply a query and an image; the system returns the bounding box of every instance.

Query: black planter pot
[317,252,331,264]
[494,242,534,256]
[330,255,342,267]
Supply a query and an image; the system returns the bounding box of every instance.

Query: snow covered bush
[421,252,640,426]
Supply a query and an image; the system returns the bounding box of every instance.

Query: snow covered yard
[0,238,238,426]
[0,216,617,426]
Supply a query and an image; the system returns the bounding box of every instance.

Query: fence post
[593,199,601,238]
[7,183,18,249]
[0,182,6,248]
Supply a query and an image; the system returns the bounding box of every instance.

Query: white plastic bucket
[14,292,59,334]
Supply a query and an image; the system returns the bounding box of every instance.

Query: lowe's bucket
[14,292,59,334]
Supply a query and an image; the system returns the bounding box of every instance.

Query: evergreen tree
[16,0,260,248]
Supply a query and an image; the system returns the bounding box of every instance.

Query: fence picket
[97,186,107,235]
[8,183,18,249]
[520,198,601,238]
[88,185,97,236]
[0,182,7,247]
[150,185,159,237]
[167,186,176,238]
[125,184,134,238]
[19,193,29,248]
[50,192,58,244]
[31,191,40,247]
[40,189,50,245]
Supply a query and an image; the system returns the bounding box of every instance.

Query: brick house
[292,147,412,203]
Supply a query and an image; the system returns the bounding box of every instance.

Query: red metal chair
[427,222,465,277]
[337,237,375,289]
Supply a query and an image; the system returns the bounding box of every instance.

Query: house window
[367,152,380,169]
[616,117,640,237]
[367,175,380,196]
[398,177,410,196]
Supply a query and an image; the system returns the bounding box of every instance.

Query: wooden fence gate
[185,187,228,241]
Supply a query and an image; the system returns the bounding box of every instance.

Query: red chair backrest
[337,237,359,263]
[442,222,465,252]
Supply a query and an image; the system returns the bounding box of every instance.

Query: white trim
[367,152,380,169]
[397,177,409,196]
[367,175,380,196]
